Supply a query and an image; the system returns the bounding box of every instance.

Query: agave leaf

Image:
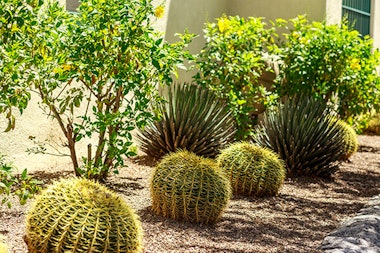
[254,95,346,178]
[137,83,236,160]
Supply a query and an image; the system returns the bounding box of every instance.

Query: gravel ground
[1,135,380,252]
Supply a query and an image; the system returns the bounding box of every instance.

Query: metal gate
[342,0,371,36]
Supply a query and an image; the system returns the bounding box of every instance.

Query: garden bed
[1,135,380,252]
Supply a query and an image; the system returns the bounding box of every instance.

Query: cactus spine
[150,150,231,224]
[217,142,286,197]
[25,177,143,253]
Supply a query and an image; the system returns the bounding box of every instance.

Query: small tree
[0,0,192,180]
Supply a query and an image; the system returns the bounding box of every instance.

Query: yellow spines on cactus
[217,142,286,197]
[337,120,358,160]
[150,150,231,224]
[25,177,143,253]
[0,235,8,253]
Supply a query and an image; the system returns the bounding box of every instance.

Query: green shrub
[254,96,346,178]
[362,112,380,135]
[25,177,142,253]
[150,150,231,224]
[337,120,358,160]
[194,15,278,140]
[217,142,285,197]
[276,15,380,124]
[0,155,41,208]
[137,83,236,160]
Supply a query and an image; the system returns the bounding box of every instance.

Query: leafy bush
[254,96,346,178]
[194,15,278,140]
[276,15,380,124]
[0,0,39,131]
[150,150,231,224]
[0,155,41,208]
[217,142,286,197]
[137,83,236,160]
[364,113,380,135]
[0,0,192,180]
[336,120,358,160]
[25,177,142,253]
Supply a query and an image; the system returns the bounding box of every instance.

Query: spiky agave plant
[137,83,236,160]
[254,96,346,178]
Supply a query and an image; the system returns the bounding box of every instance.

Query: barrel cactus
[254,95,346,178]
[150,150,231,224]
[337,120,358,160]
[217,142,286,197]
[25,177,143,253]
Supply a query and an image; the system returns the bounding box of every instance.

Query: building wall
[372,0,380,49]
[227,0,326,22]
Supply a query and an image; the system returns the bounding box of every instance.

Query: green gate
[342,0,371,36]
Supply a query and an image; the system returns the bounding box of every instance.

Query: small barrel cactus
[150,150,231,224]
[337,120,358,160]
[217,142,286,197]
[25,177,143,253]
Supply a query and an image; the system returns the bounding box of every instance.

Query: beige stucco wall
[163,0,228,81]
[227,0,326,22]
[372,0,380,49]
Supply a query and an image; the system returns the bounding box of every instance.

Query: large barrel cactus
[337,119,358,160]
[217,142,286,197]
[150,150,231,224]
[25,177,143,253]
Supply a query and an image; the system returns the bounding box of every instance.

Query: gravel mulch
[1,135,380,252]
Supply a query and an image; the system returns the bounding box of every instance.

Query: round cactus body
[150,150,231,224]
[25,177,143,253]
[217,142,286,197]
[337,120,358,160]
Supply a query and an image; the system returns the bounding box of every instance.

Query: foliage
[254,96,346,178]
[364,112,380,135]
[194,15,278,140]
[276,15,380,123]
[217,142,285,197]
[0,155,41,208]
[0,0,42,131]
[0,0,192,180]
[137,83,236,160]
[25,177,142,253]
[150,150,231,224]
[336,119,358,160]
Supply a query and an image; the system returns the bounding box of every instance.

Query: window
[342,0,371,36]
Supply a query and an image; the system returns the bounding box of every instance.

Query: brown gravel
[1,135,380,252]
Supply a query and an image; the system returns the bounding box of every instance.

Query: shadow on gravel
[105,176,145,195]
[137,193,357,253]
[30,169,73,186]
[358,145,380,153]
